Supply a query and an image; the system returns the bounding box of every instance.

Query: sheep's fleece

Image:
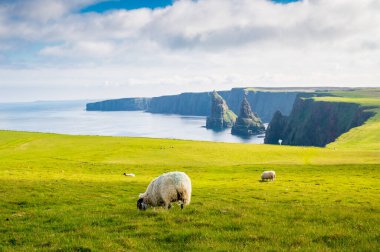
[261,171,276,181]
[137,171,191,210]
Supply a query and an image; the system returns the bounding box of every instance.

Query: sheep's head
[137,197,147,211]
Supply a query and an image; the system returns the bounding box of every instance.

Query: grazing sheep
[261,171,276,181]
[137,171,191,210]
[123,173,135,177]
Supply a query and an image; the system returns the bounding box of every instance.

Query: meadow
[0,89,379,251]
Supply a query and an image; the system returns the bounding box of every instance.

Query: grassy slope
[1,89,380,251]
[315,88,380,151]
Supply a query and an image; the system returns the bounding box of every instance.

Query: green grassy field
[1,89,379,251]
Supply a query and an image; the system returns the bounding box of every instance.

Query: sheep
[137,171,191,210]
[261,171,276,181]
[123,173,135,177]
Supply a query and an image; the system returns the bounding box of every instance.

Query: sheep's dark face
[137,198,147,211]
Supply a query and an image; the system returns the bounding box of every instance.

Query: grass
[314,88,380,151]
[1,88,380,251]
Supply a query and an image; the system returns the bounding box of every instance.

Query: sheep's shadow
[258,180,275,183]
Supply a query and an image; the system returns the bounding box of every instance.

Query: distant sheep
[137,171,192,210]
[261,171,276,181]
[123,173,135,177]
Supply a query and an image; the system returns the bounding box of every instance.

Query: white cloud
[0,0,379,101]
[5,0,96,22]
[40,40,117,58]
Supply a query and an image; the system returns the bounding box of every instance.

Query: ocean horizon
[0,100,265,144]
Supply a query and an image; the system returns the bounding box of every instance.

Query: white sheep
[261,171,276,181]
[123,173,135,177]
[137,171,192,210]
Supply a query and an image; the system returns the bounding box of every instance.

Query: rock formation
[264,95,375,147]
[263,111,288,144]
[231,95,265,136]
[206,91,237,130]
[86,88,299,123]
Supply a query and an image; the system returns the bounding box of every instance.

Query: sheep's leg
[166,203,172,210]
[181,203,184,209]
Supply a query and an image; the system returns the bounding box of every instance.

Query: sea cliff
[86,88,299,123]
[264,95,375,147]
[86,98,150,111]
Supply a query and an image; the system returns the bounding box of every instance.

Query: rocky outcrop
[86,88,299,123]
[264,95,376,147]
[220,88,299,123]
[264,111,288,144]
[86,98,150,111]
[206,91,237,130]
[231,96,265,136]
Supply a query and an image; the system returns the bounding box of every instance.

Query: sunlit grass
[1,130,379,251]
[1,88,379,251]
[313,88,380,151]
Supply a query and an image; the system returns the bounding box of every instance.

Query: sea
[0,100,266,144]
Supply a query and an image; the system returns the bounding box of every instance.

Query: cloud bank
[0,0,379,101]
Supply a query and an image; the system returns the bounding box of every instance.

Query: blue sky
[272,0,300,3]
[81,0,300,13]
[0,0,379,102]
[81,0,175,12]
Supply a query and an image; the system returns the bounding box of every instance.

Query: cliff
[86,98,150,111]
[264,111,288,144]
[264,95,375,147]
[147,92,210,116]
[86,88,299,123]
[220,88,299,122]
[206,91,237,130]
[147,88,298,122]
[231,96,265,136]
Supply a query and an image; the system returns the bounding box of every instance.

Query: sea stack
[206,91,237,130]
[231,95,265,136]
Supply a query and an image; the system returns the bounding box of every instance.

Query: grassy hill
[317,88,380,150]
[0,89,379,251]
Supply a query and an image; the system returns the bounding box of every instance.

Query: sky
[0,0,379,102]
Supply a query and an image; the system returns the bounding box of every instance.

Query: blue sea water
[0,101,265,144]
